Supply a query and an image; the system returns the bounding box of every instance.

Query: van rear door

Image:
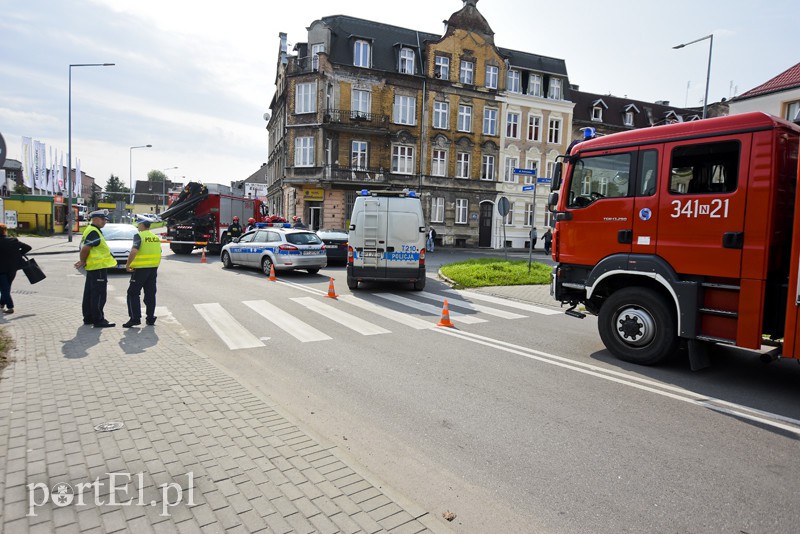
[383,197,424,279]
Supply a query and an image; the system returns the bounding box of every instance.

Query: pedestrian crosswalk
[170,289,560,350]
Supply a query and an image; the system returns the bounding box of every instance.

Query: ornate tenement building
[267,0,574,248]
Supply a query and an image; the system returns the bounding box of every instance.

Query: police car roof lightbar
[359,189,418,198]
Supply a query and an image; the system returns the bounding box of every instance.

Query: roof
[737,62,800,100]
[571,90,697,128]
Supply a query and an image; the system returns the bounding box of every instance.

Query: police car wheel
[307,268,319,275]
[261,257,273,276]
[413,278,426,291]
[347,274,358,290]
[598,287,678,366]
[221,251,233,269]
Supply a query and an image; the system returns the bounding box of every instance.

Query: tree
[148,170,167,183]
[104,174,130,203]
[13,183,31,195]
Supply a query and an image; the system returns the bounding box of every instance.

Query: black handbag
[21,256,46,284]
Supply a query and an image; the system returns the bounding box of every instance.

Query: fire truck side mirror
[551,162,563,191]
[548,191,559,211]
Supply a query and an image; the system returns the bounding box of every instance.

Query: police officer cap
[89,209,110,220]
[136,217,151,228]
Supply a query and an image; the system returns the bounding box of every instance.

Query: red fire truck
[549,112,800,369]
[160,182,264,255]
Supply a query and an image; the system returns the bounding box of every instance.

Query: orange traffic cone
[436,299,455,328]
[200,249,207,263]
[324,277,338,299]
[268,264,277,281]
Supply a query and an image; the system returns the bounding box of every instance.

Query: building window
[431,149,447,177]
[481,155,495,181]
[393,95,416,125]
[592,106,603,122]
[506,111,520,138]
[504,156,518,183]
[548,118,562,144]
[311,44,324,71]
[295,137,314,167]
[485,65,499,89]
[351,141,368,169]
[786,100,800,122]
[623,111,634,126]
[399,48,415,74]
[433,101,449,129]
[455,198,468,224]
[392,145,414,174]
[546,161,555,180]
[457,105,472,132]
[483,107,498,136]
[528,114,542,141]
[524,203,533,227]
[435,56,450,80]
[524,159,538,185]
[431,197,445,223]
[548,78,562,100]
[352,89,370,118]
[504,203,514,225]
[354,40,371,67]
[528,74,543,97]
[507,69,521,93]
[295,82,316,114]
[456,152,470,179]
[459,60,474,84]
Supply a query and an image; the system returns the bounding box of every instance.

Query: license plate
[362,251,378,258]
[302,250,321,256]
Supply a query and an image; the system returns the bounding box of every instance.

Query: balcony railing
[322,109,389,128]
[328,166,387,183]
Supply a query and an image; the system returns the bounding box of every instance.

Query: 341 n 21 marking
[670,198,729,219]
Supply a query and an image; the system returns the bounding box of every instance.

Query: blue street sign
[513,168,536,176]
[536,177,552,184]
[522,185,535,191]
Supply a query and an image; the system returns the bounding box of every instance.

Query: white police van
[347,190,427,290]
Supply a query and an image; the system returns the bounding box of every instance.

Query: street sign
[522,185,535,192]
[513,168,536,176]
[536,177,552,184]
[497,196,510,216]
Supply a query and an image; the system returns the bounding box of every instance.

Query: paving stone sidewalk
[0,289,448,533]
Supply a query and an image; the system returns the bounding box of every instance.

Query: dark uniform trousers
[82,269,109,324]
[127,267,158,321]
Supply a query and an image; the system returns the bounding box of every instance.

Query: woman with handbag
[0,223,32,314]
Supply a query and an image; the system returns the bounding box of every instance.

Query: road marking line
[292,297,391,336]
[276,279,327,296]
[435,328,800,437]
[374,293,487,324]
[338,295,433,330]
[417,292,527,319]
[244,300,332,342]
[194,303,265,350]
[444,289,560,316]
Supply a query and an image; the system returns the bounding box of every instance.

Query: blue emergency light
[407,191,417,198]
[583,127,596,139]
[360,189,370,196]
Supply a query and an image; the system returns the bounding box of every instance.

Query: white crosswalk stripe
[415,291,527,319]
[444,289,561,316]
[373,293,487,324]
[338,295,433,330]
[194,303,266,350]
[292,297,391,336]
[243,300,332,342]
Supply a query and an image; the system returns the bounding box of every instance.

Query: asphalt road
[34,249,800,533]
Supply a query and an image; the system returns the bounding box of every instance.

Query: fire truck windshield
[567,153,632,208]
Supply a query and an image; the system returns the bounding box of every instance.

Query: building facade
[266,0,575,248]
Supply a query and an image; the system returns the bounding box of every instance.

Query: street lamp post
[129,144,152,211]
[67,62,114,242]
[673,34,714,119]
[161,166,178,212]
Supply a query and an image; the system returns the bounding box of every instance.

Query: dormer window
[528,74,543,97]
[623,111,634,126]
[399,48,415,74]
[592,106,603,122]
[435,56,450,80]
[507,69,521,93]
[311,44,324,71]
[548,78,562,100]
[354,40,371,68]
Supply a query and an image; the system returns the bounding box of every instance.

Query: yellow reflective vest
[130,230,162,269]
[82,226,117,271]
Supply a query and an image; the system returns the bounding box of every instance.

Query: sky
[1,0,797,191]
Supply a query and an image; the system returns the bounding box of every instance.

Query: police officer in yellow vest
[75,209,117,327]
[123,218,162,328]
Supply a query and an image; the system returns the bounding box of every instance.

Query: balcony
[322,109,389,133]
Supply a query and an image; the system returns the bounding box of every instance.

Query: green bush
[440,258,550,288]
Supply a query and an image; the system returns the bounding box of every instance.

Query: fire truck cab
[549,112,800,367]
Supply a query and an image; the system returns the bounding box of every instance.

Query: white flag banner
[33,140,43,191]
[75,157,81,199]
[58,151,65,192]
[48,146,55,194]
[21,137,34,189]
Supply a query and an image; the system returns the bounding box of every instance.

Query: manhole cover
[94,421,124,432]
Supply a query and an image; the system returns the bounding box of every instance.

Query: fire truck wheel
[598,287,678,365]
[261,257,273,276]
[221,251,233,269]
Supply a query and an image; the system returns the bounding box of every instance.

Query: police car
[220,224,327,275]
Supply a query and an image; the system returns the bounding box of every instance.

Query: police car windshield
[286,232,322,245]
[102,225,139,240]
